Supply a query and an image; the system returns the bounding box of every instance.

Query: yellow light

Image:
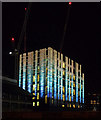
[37,74,39,82]
[63,94,65,101]
[63,86,65,93]
[37,93,39,100]
[45,95,47,104]
[73,75,75,80]
[73,89,75,95]
[73,83,75,87]
[33,85,35,91]
[33,102,35,106]
[62,105,65,107]
[37,102,39,106]
[32,97,35,100]
[91,100,93,104]
[70,104,71,108]
[63,62,65,68]
[78,105,80,108]
[33,76,35,82]
[63,70,65,76]
[33,93,35,95]
[73,104,75,108]
[37,84,39,90]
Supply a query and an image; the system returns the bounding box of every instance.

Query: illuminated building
[19,47,84,109]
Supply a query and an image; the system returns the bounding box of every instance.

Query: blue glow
[76,72,78,102]
[50,51,52,98]
[71,75,73,101]
[69,74,70,101]
[23,54,26,90]
[27,64,31,93]
[61,61,63,100]
[80,76,81,103]
[65,65,68,101]
[19,55,21,87]
[58,61,60,100]
[54,53,57,99]
[47,52,50,98]
[35,52,37,97]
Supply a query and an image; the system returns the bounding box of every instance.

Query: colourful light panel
[65,57,68,101]
[23,53,26,90]
[35,51,38,97]
[58,52,60,100]
[54,50,57,99]
[61,54,63,100]
[76,63,78,102]
[19,54,22,87]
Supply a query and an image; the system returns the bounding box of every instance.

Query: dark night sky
[2,2,101,94]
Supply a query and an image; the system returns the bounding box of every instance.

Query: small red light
[69,2,72,5]
[25,8,27,11]
[12,37,14,41]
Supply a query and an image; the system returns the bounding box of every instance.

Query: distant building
[85,93,101,111]
[18,47,84,109]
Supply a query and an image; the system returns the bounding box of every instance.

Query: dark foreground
[2,111,101,120]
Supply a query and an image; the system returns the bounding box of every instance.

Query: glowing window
[63,70,65,76]
[63,86,65,93]
[91,100,93,104]
[33,76,35,82]
[94,100,96,104]
[37,93,39,100]
[73,104,75,108]
[33,102,35,106]
[45,95,47,104]
[37,84,39,91]
[37,102,39,106]
[78,105,80,108]
[73,89,75,95]
[63,94,65,101]
[73,75,75,80]
[63,62,65,68]
[37,74,39,82]
[62,105,65,107]
[70,104,71,108]
[33,85,35,91]
[73,83,75,87]
[32,97,35,100]
[33,93,35,95]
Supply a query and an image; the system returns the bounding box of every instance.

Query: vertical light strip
[71,60,73,102]
[40,49,44,98]
[58,52,60,100]
[76,63,78,102]
[19,54,22,87]
[82,73,84,103]
[47,48,50,98]
[31,52,34,93]
[27,52,33,93]
[35,50,38,97]
[65,57,68,101]
[69,58,70,101]
[50,48,53,98]
[54,50,57,99]
[61,54,63,100]
[23,53,26,90]
[80,65,81,103]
